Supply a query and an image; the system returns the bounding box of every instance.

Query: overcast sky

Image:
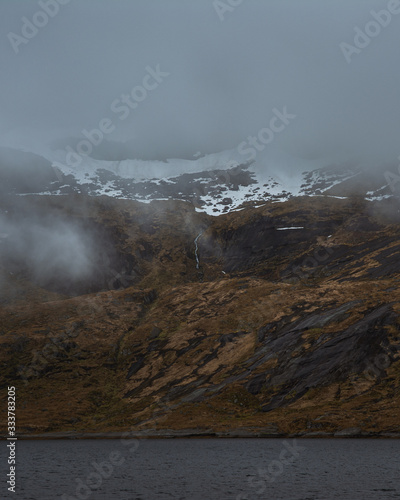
[1,0,400,170]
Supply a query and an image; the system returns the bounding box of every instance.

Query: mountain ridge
[0,146,396,215]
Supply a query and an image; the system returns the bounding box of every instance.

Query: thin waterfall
[194,232,203,269]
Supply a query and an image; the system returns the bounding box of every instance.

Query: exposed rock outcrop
[1,194,400,437]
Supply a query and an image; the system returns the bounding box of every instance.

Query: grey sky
[1,0,400,169]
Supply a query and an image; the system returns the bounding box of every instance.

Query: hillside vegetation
[1,194,400,437]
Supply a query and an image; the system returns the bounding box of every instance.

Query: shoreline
[2,429,400,440]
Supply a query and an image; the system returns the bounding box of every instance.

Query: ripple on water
[0,439,399,500]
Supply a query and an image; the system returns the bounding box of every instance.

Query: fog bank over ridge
[1,0,400,180]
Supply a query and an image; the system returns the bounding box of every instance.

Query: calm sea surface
[1,438,399,499]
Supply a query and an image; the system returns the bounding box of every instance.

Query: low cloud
[0,208,95,292]
[0,0,399,175]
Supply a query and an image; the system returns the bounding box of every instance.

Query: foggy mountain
[2,0,400,453]
[0,144,396,216]
[1,0,400,183]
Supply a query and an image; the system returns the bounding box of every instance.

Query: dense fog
[1,0,399,172]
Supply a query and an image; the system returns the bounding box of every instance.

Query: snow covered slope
[0,145,394,215]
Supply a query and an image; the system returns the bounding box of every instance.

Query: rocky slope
[0,147,395,215]
[1,194,400,437]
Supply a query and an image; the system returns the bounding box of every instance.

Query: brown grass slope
[0,194,400,436]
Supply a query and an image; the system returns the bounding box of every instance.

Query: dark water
[1,438,400,499]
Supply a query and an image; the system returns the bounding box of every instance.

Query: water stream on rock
[194,232,203,269]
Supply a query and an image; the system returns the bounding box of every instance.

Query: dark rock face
[251,304,399,411]
[148,326,163,340]
[200,212,343,274]
[126,356,145,380]
[257,302,359,343]
[246,373,266,395]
